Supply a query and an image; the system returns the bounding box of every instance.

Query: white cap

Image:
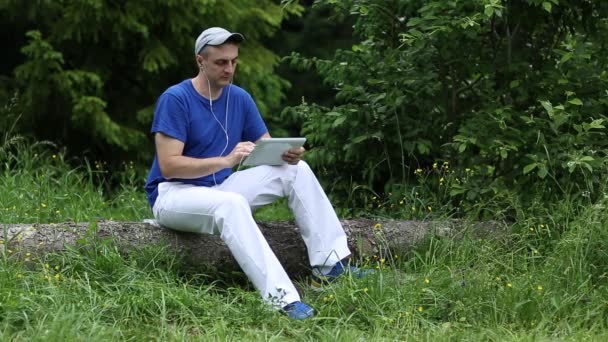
[194,27,244,55]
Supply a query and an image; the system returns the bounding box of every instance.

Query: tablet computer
[242,138,306,166]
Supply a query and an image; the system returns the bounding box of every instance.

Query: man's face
[198,43,239,88]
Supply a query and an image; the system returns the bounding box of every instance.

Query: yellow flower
[427,206,432,212]
[433,162,438,169]
[415,168,423,174]
[529,227,534,232]
[507,283,513,288]
[364,288,368,293]
[374,223,382,230]
[537,285,543,291]
[380,258,385,264]
[54,274,60,280]
[399,200,404,205]
[424,278,430,284]
[417,306,424,312]
[52,154,57,159]
[41,203,47,208]
[26,252,31,257]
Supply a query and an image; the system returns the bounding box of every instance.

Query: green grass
[3,214,608,341]
[2,137,608,340]
[0,138,150,224]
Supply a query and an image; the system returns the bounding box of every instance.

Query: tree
[3,218,502,276]
[0,0,302,163]
[285,0,608,214]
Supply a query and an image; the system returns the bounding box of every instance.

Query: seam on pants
[289,164,328,259]
[290,164,315,228]
[289,187,314,227]
[218,224,291,305]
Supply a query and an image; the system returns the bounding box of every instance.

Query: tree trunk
[1,219,506,276]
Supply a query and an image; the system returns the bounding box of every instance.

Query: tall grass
[2,133,608,340]
[0,134,150,224]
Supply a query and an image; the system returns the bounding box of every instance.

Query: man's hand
[282,146,305,165]
[226,141,256,167]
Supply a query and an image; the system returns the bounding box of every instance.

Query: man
[145,27,369,320]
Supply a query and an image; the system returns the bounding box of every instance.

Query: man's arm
[155,132,254,179]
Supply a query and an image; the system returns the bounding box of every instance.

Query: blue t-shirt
[144,79,268,207]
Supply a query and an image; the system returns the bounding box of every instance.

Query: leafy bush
[285,0,608,217]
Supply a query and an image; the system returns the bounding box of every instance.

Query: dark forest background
[2,0,607,218]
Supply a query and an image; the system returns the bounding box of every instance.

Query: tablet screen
[242,138,306,166]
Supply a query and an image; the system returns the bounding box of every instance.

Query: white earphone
[199,58,233,185]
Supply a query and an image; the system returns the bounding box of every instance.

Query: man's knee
[296,160,312,173]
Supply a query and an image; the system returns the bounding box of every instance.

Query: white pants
[152,161,351,307]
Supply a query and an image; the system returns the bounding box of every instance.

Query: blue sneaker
[311,259,374,288]
[282,301,315,320]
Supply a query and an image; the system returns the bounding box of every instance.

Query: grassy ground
[2,139,608,341]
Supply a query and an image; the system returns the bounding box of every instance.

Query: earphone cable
[206,76,231,186]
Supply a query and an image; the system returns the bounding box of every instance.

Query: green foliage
[285,0,608,216]
[0,127,149,224]
[14,30,146,150]
[0,0,302,162]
